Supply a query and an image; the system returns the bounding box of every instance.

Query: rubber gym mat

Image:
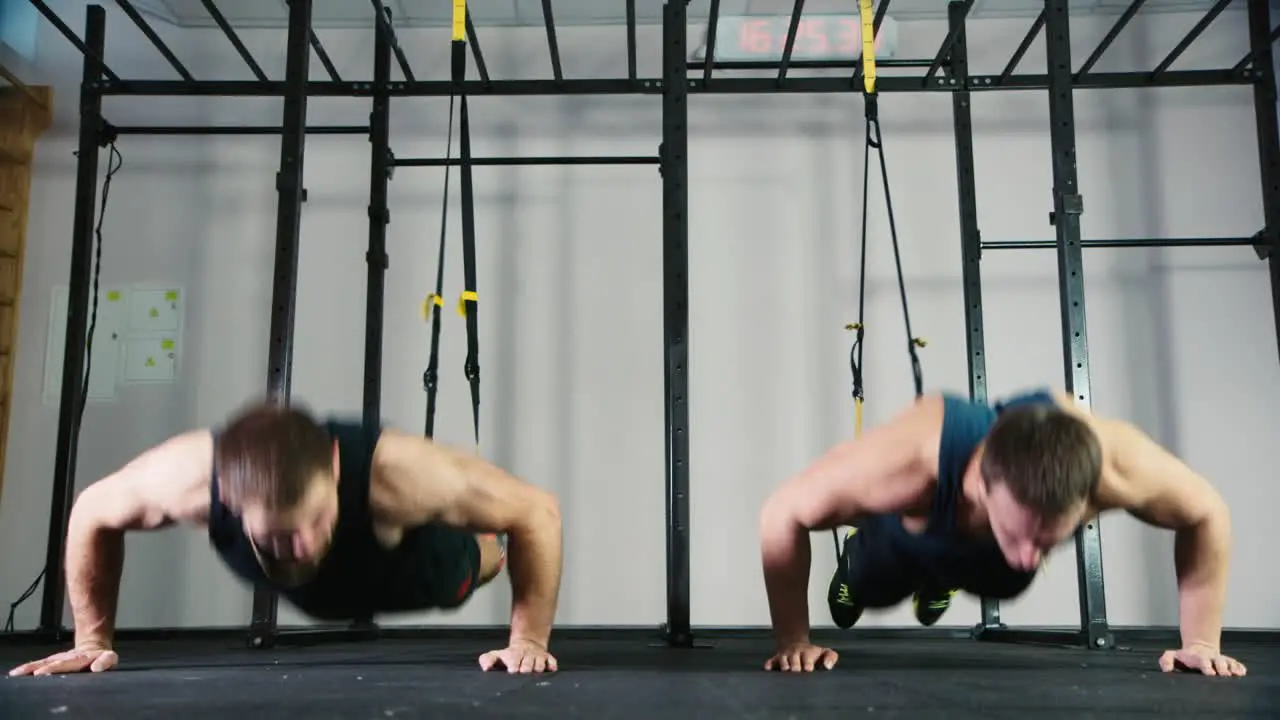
[1,635,1277,718]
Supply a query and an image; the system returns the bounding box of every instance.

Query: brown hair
[979,404,1101,517]
[215,401,333,511]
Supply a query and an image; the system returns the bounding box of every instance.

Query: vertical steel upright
[364,6,393,427]
[350,1,395,636]
[249,0,314,649]
[1248,0,1280,363]
[946,0,1002,635]
[1043,0,1112,650]
[40,4,107,637]
[661,0,693,647]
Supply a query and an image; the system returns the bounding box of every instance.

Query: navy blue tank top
[872,389,1056,579]
[207,419,449,620]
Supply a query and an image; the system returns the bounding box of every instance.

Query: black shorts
[838,516,1037,608]
[414,523,484,610]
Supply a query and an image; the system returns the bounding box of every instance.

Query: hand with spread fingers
[764,642,839,672]
[1159,644,1247,678]
[8,643,119,677]
[479,639,558,674]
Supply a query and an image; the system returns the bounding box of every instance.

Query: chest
[254,517,406,586]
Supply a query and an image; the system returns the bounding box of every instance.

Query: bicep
[1107,423,1225,531]
[74,430,213,532]
[767,404,934,531]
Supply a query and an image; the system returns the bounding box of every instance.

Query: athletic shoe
[827,528,864,629]
[912,585,958,626]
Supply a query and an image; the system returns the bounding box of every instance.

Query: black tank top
[874,389,1056,578]
[207,419,447,620]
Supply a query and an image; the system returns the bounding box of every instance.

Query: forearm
[760,512,812,648]
[1175,506,1232,650]
[65,503,126,648]
[505,491,562,648]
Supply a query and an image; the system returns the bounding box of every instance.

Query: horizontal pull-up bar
[983,237,1258,250]
[110,125,370,136]
[688,59,943,72]
[394,155,660,168]
[91,69,1253,98]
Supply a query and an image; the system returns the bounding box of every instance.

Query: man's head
[976,403,1101,571]
[215,402,339,563]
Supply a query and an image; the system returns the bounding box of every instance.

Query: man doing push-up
[10,401,563,677]
[758,388,1246,678]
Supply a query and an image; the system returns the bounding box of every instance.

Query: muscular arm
[372,431,562,648]
[64,430,213,648]
[757,398,937,648]
[1098,421,1233,652]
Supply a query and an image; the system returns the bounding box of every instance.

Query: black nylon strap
[421,91,455,438]
[422,40,469,438]
[834,93,925,559]
[458,94,481,447]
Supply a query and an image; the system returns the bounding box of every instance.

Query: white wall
[1,2,1276,635]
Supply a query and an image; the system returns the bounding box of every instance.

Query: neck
[959,451,994,538]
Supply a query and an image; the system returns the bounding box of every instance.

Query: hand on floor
[1159,644,1247,677]
[479,638,558,674]
[8,644,119,677]
[764,642,838,672]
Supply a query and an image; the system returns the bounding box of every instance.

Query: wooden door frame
[0,75,54,506]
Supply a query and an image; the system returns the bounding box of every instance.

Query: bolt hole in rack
[5,0,1278,653]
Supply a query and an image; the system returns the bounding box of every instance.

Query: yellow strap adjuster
[859,0,877,94]
[452,0,467,42]
[422,293,444,320]
[458,290,478,316]
[854,396,864,439]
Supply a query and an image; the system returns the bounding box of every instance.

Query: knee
[476,533,506,586]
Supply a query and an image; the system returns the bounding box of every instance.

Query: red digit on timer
[740,19,772,54]
[800,19,828,53]
[838,17,881,54]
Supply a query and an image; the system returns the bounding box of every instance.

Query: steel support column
[248,0,314,649]
[40,3,107,638]
[1044,0,1112,651]
[661,0,693,649]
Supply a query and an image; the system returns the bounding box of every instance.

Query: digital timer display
[695,14,898,63]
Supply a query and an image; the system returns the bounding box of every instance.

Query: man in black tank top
[8,401,564,677]
[755,389,1244,680]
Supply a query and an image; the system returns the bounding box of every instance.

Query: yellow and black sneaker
[912,585,958,627]
[827,528,863,629]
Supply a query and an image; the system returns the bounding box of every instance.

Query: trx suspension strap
[423,0,482,450]
[458,95,481,448]
[834,0,927,557]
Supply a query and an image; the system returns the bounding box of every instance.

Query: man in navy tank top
[9,401,563,677]
[757,388,1245,679]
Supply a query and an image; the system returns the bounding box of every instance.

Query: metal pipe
[110,125,368,135]
[394,155,660,167]
[982,237,1259,250]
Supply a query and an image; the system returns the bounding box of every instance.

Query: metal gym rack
[9,0,1278,652]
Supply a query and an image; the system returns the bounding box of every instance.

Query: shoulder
[369,429,463,493]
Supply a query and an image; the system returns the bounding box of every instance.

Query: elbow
[518,486,562,537]
[68,483,108,533]
[758,489,801,547]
